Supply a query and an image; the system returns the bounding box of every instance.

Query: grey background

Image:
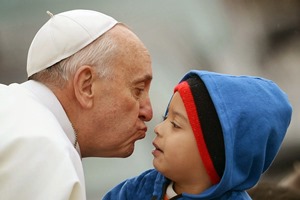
[1,1,299,199]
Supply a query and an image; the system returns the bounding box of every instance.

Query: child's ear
[73,65,96,108]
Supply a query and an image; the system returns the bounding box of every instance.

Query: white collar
[166,182,178,198]
[22,80,81,157]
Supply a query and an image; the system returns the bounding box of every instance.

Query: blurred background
[1,0,299,199]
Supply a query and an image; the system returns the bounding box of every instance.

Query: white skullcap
[27,9,118,77]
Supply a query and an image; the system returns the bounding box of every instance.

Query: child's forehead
[166,93,189,124]
[168,92,181,107]
[168,93,187,114]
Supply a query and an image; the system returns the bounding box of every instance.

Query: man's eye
[134,88,144,97]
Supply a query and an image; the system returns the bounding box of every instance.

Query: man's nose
[139,97,153,121]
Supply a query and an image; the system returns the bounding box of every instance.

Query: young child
[103,70,292,200]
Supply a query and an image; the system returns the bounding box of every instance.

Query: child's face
[152,92,211,184]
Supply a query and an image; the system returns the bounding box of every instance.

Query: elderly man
[0,9,152,200]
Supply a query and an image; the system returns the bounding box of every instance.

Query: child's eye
[171,121,180,129]
[162,115,180,128]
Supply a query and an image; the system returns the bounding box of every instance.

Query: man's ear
[73,65,96,109]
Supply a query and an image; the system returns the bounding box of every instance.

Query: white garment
[166,182,178,199]
[0,80,86,200]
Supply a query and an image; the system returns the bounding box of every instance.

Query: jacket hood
[177,70,292,199]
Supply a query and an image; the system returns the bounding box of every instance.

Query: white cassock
[0,80,86,200]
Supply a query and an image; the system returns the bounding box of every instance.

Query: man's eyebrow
[132,74,152,84]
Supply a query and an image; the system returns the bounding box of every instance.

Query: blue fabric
[103,70,292,200]
[103,170,167,200]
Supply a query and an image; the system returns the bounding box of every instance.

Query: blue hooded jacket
[103,70,292,200]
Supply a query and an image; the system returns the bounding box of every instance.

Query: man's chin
[122,145,135,158]
[111,144,135,158]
